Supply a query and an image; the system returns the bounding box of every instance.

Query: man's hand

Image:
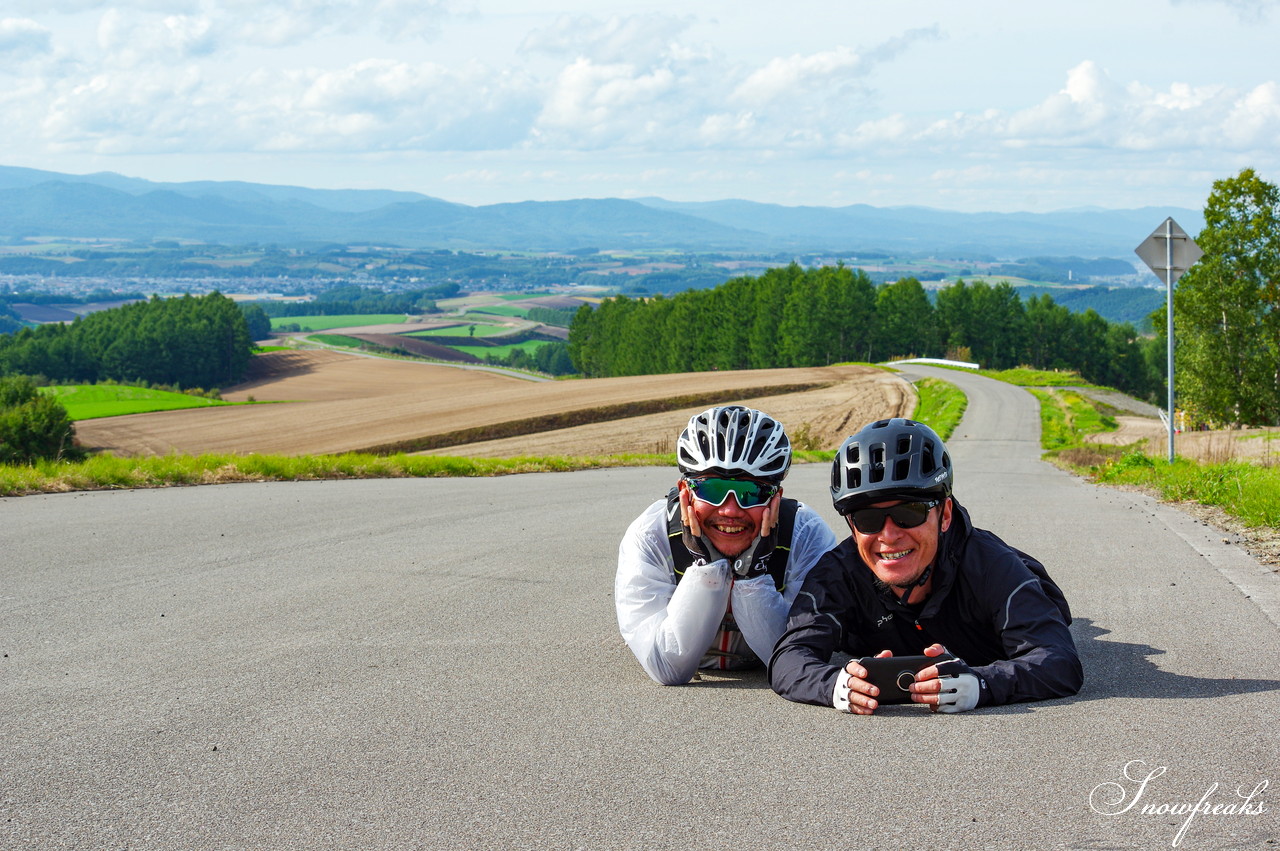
[728,493,781,579]
[677,485,725,564]
[908,643,983,713]
[836,649,893,714]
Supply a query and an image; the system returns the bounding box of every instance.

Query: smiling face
[850,497,953,589]
[680,480,771,557]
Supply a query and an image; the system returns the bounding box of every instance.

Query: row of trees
[483,341,575,375]
[567,266,1162,400]
[0,293,254,389]
[248,283,460,317]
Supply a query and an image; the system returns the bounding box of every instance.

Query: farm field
[268,313,411,331]
[467,304,529,317]
[74,349,914,457]
[407,324,513,337]
[42,385,231,420]
[1086,416,1280,465]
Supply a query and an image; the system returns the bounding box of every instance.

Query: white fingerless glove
[933,658,986,713]
[833,669,853,713]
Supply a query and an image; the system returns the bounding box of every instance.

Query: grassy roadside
[912,377,967,441]
[1022,376,1279,548]
[0,446,838,498]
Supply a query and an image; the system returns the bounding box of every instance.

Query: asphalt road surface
[3,367,1277,849]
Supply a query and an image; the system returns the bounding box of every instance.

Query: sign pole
[1135,217,1202,465]
[1165,219,1175,463]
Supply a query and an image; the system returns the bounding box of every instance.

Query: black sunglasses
[846,500,940,535]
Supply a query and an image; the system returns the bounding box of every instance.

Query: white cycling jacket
[615,498,838,685]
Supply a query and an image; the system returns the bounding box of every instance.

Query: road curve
[1,368,1277,849]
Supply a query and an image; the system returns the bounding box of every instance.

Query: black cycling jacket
[768,500,1083,708]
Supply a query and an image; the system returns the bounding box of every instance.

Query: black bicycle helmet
[830,418,952,514]
[677,405,792,484]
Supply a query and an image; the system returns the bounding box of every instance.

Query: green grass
[1028,388,1118,451]
[270,314,408,331]
[912,377,967,441]
[0,452,661,496]
[1089,454,1280,528]
[408,324,509,338]
[308,334,366,348]
[253,345,290,352]
[978,367,1093,387]
[41,385,231,420]
[0,447,846,497]
[497,292,554,301]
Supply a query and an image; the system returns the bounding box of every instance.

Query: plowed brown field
[75,349,914,457]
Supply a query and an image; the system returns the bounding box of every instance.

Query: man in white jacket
[615,405,837,685]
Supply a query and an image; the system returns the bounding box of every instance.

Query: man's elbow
[1060,654,1084,697]
[644,656,700,686]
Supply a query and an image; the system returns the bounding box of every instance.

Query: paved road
[3,368,1277,849]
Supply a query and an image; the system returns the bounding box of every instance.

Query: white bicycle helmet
[676,405,792,483]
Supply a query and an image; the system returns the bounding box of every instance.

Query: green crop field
[497,292,553,301]
[450,340,552,359]
[269,314,408,331]
[41,385,232,420]
[307,334,366,348]
[408,324,509,338]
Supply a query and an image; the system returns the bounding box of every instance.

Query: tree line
[248,283,460,317]
[0,292,254,390]
[567,265,1163,400]
[482,341,575,375]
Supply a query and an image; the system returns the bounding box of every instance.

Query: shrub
[0,376,80,464]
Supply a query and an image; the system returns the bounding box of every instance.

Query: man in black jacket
[769,418,1083,714]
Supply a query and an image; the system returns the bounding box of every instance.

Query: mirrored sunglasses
[684,477,779,509]
[846,500,940,535]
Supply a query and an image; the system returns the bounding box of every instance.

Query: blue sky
[1,0,1277,212]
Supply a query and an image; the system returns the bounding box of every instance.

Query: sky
[1,0,1277,213]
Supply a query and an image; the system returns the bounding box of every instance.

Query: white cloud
[520,13,695,65]
[95,8,217,64]
[731,47,864,106]
[1222,81,1280,145]
[1170,0,1276,22]
[834,61,1279,163]
[534,58,681,146]
[42,67,208,153]
[0,17,52,58]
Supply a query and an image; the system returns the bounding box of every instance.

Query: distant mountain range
[0,165,1203,259]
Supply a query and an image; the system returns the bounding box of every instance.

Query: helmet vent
[921,441,937,476]
[892,457,910,481]
[869,445,885,484]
